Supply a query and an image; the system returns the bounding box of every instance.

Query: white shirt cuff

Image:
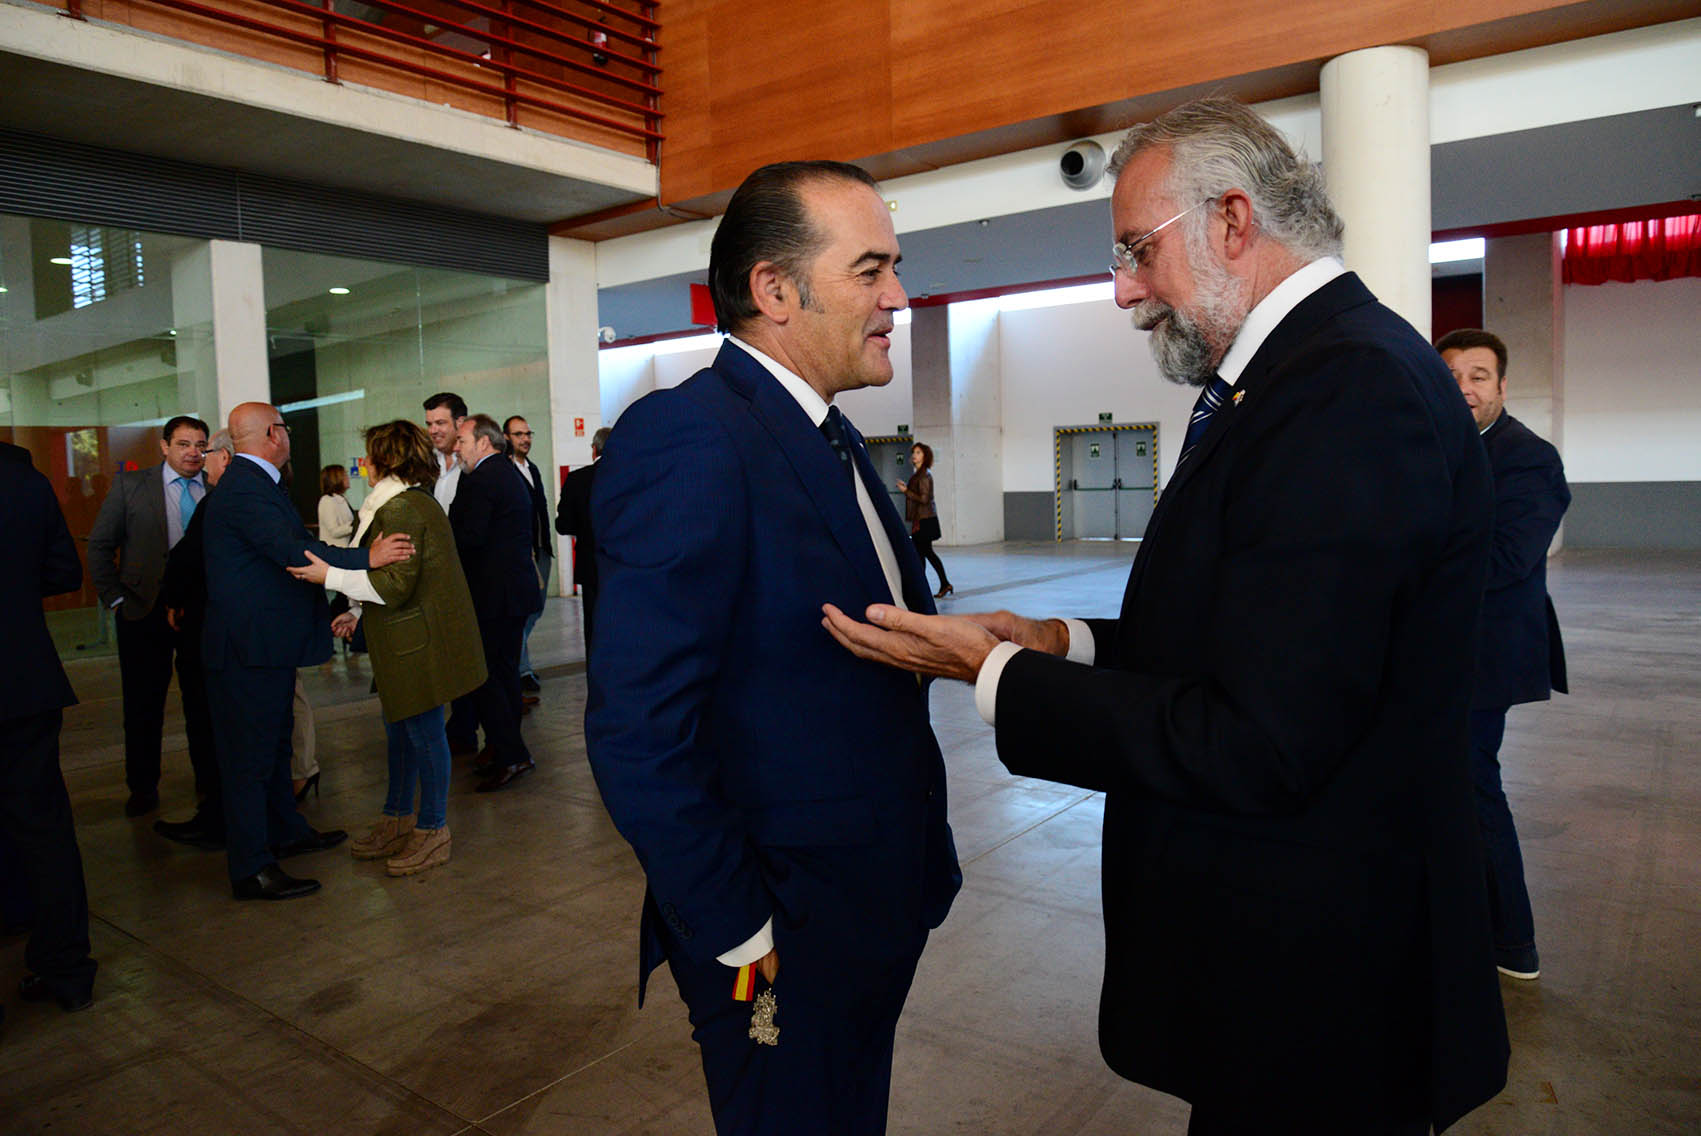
[1062,618,1096,664]
[325,565,384,604]
[715,917,774,967]
[974,641,1024,726]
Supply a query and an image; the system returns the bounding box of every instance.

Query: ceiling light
[1429,238,1484,264]
[50,257,72,265]
[328,286,350,295]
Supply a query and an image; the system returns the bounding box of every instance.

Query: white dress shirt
[972,257,1346,726]
[712,337,910,970]
[433,449,462,510]
[163,463,207,549]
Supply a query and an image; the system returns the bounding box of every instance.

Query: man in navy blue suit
[586,161,961,1136]
[1438,328,1570,982]
[0,442,97,1014]
[450,413,542,792]
[201,402,411,900]
[827,99,1509,1134]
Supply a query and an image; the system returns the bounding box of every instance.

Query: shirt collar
[1215,257,1345,386]
[237,453,281,483]
[729,336,832,427]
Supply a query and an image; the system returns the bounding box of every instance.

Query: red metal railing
[53,0,662,161]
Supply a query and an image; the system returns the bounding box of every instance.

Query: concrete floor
[1,543,1696,1134]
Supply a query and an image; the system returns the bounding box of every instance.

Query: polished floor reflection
[2,545,1697,1134]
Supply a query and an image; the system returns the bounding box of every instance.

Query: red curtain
[1562,214,1701,285]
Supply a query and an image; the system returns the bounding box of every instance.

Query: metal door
[863,438,914,516]
[1114,426,1157,539]
[1068,430,1117,539]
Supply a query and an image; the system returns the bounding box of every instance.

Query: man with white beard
[823,97,1510,1134]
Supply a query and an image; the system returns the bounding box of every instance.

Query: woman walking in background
[899,441,952,599]
[316,465,355,547]
[290,422,486,877]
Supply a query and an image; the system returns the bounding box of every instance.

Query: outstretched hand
[821,603,1000,682]
[962,610,1071,656]
[286,549,330,585]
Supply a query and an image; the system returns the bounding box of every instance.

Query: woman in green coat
[293,420,485,876]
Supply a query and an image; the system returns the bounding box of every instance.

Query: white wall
[998,297,1195,492]
[1561,276,1701,483]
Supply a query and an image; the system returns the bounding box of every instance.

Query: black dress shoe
[520,673,541,693]
[272,828,348,859]
[232,865,321,901]
[475,759,535,792]
[471,746,499,777]
[448,736,480,758]
[123,791,159,818]
[18,974,93,1012]
[154,815,226,851]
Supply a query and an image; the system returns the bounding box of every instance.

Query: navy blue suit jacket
[586,341,961,997]
[1473,412,1569,709]
[995,274,1508,1130]
[0,443,81,723]
[450,453,544,623]
[200,455,369,670]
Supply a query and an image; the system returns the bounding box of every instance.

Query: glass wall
[261,249,553,583]
[0,213,218,656]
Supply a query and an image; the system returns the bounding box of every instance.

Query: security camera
[598,326,617,344]
[1059,141,1106,191]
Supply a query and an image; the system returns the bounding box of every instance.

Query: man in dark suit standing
[1,442,97,1013]
[554,425,608,659]
[826,99,1508,1134]
[87,414,217,818]
[451,413,542,792]
[201,403,409,899]
[587,161,961,1136]
[1438,327,1570,982]
[503,415,552,698]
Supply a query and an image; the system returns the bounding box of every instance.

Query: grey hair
[206,428,234,456]
[1108,97,1343,262]
[590,426,612,457]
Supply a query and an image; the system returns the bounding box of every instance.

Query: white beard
[1132,243,1251,388]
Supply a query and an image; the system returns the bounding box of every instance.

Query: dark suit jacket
[0,443,81,723]
[161,496,209,641]
[199,456,368,671]
[87,461,193,619]
[555,462,598,592]
[449,452,544,623]
[1474,412,1569,709]
[995,274,1508,1131]
[586,341,961,999]
[514,457,551,557]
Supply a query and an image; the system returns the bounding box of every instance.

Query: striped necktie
[1177,374,1233,467]
[819,406,856,488]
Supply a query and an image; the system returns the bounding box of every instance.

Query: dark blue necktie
[820,406,856,488]
[1177,374,1233,467]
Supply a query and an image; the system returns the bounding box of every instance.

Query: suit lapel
[842,414,937,615]
[715,343,900,607]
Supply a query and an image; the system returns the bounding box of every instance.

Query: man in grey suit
[87,415,218,818]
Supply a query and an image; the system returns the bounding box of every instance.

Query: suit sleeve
[450,473,492,551]
[583,395,767,963]
[239,489,369,573]
[162,512,205,611]
[1485,436,1568,594]
[998,352,1456,813]
[85,475,129,607]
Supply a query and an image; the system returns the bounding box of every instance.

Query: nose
[1112,266,1148,309]
[882,272,908,312]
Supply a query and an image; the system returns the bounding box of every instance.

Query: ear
[1218,189,1256,260]
[747,261,794,325]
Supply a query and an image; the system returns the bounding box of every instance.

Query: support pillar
[1485,232,1566,551]
[910,300,1003,545]
[1320,45,1432,338]
[545,234,602,585]
[171,239,268,428]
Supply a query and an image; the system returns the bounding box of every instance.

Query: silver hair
[1108,97,1344,262]
[206,428,234,456]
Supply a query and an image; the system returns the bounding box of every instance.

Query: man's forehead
[1110,149,1175,231]
[803,180,898,256]
[167,426,206,444]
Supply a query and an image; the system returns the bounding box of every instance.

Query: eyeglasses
[1109,198,1214,278]
[508,430,533,438]
[269,421,290,435]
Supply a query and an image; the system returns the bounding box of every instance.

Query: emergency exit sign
[1098,412,1113,424]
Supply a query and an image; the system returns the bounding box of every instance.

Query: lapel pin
[1232,390,1245,406]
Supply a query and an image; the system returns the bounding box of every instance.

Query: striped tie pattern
[1177,374,1234,468]
[820,405,856,487]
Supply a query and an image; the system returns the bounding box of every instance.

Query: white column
[172,239,268,428]
[545,234,602,582]
[911,299,1004,545]
[1485,232,1566,552]
[1320,45,1432,338]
